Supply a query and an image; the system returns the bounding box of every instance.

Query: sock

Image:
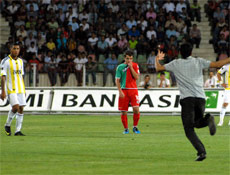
[5,110,16,126]
[15,113,24,133]
[133,113,140,127]
[219,107,227,124]
[121,114,128,129]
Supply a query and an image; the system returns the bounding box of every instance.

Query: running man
[155,43,230,161]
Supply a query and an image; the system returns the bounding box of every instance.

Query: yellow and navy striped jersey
[1,55,25,94]
[218,63,230,90]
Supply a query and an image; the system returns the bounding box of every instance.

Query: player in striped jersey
[115,50,141,134]
[217,64,230,126]
[0,43,26,136]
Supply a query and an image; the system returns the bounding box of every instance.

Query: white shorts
[8,93,27,107]
[223,90,230,103]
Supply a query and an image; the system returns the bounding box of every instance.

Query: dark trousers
[48,69,57,86]
[180,97,209,155]
[75,70,83,86]
[59,71,70,86]
[86,70,96,84]
[103,68,116,86]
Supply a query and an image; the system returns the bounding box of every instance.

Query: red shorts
[118,89,139,111]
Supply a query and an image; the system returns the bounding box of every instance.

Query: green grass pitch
[0,115,229,175]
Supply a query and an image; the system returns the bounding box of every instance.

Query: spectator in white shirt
[137,15,148,32]
[47,0,58,12]
[25,32,36,48]
[139,75,153,89]
[117,23,128,39]
[157,72,171,88]
[79,9,89,21]
[105,33,118,52]
[7,1,19,15]
[126,15,137,29]
[27,42,38,56]
[163,0,175,13]
[88,32,98,53]
[80,19,90,31]
[147,50,156,73]
[74,52,88,86]
[204,71,216,88]
[107,0,119,13]
[16,25,28,39]
[66,6,78,22]
[176,0,187,14]
[146,25,157,40]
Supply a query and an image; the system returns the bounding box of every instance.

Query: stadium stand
[0,0,224,87]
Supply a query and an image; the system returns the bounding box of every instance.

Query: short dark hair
[180,43,192,59]
[145,75,150,78]
[10,42,20,48]
[124,50,134,56]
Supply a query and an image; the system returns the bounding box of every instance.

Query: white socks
[15,113,24,133]
[5,110,16,126]
[218,107,227,126]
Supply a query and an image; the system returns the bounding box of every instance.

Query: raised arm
[210,58,230,68]
[128,64,139,80]
[155,49,166,72]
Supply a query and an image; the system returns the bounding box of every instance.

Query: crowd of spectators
[205,0,230,61]
[0,0,203,86]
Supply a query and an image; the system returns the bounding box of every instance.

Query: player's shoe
[208,114,216,136]
[123,129,129,134]
[133,127,141,134]
[195,153,206,161]
[5,126,11,136]
[14,131,25,136]
[217,122,223,126]
[228,121,230,126]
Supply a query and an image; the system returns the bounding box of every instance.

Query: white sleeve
[166,79,170,86]
[21,60,24,75]
[218,65,227,75]
[1,61,8,76]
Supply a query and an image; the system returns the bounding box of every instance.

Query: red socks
[121,113,140,128]
[121,114,128,129]
[133,113,140,127]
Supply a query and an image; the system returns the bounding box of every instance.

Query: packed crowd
[0,0,204,86]
[205,0,230,61]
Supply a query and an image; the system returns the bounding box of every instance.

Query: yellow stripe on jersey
[15,59,22,93]
[9,59,16,93]
[7,66,10,93]
[19,59,25,93]
[227,66,230,90]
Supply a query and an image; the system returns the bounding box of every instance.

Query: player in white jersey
[0,43,26,136]
[217,64,230,126]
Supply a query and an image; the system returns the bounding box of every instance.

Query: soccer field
[0,115,229,175]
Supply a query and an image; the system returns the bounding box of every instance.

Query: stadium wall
[0,87,228,115]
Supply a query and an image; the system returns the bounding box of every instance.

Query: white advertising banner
[0,90,51,111]
[51,89,226,113]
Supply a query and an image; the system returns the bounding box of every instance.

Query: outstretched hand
[157,49,165,60]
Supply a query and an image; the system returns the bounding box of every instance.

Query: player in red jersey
[115,50,141,134]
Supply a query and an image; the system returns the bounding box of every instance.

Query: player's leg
[180,97,206,161]
[118,90,129,134]
[218,90,230,126]
[194,98,216,135]
[14,93,26,136]
[5,94,19,136]
[130,90,141,134]
[218,103,228,126]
